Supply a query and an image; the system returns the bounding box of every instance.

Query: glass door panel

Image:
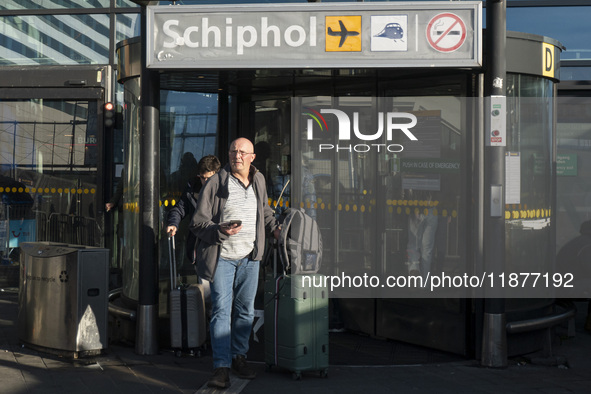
[0,99,101,263]
[159,91,219,282]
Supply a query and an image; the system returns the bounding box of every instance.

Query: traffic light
[104,102,115,128]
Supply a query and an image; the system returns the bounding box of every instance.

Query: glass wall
[118,0,140,8]
[0,0,138,10]
[506,6,590,61]
[116,14,141,60]
[239,71,472,354]
[0,99,101,263]
[243,72,470,299]
[556,95,591,251]
[120,78,141,302]
[120,78,220,302]
[0,14,111,65]
[504,74,555,287]
[0,1,111,9]
[252,98,292,214]
[160,90,219,281]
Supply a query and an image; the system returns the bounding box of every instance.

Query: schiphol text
[161,16,317,55]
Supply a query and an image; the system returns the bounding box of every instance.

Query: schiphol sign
[146,2,482,69]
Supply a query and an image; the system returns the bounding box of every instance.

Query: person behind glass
[105,174,123,214]
[166,155,221,265]
[105,172,124,270]
[169,152,199,195]
[190,138,280,389]
[405,189,438,281]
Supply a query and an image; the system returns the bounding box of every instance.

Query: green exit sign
[556,154,577,176]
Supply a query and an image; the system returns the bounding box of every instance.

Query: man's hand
[105,202,115,212]
[167,226,177,236]
[273,226,281,240]
[220,222,242,236]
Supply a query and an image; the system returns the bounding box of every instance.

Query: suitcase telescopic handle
[272,238,278,278]
[168,234,177,289]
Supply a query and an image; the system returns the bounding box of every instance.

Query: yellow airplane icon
[325,16,362,52]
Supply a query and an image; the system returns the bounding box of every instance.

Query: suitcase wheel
[292,372,302,380]
[265,364,272,372]
[174,349,201,358]
[320,369,328,378]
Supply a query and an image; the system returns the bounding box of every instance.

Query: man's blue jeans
[209,257,260,369]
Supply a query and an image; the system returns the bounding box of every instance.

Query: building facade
[1,0,589,359]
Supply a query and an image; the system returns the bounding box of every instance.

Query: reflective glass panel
[0,14,109,65]
[121,78,141,301]
[560,66,591,81]
[504,74,555,293]
[507,6,590,60]
[556,96,591,251]
[120,83,220,302]
[291,94,467,299]
[0,99,101,265]
[116,13,140,43]
[0,0,110,10]
[158,91,219,292]
[117,0,140,7]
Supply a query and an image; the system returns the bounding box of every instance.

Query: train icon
[374,22,404,41]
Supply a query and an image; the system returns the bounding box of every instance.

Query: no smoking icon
[427,13,466,53]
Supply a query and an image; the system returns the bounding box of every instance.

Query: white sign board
[147,2,482,69]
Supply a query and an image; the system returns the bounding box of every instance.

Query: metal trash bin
[18,242,109,358]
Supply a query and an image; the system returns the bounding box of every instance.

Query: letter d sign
[542,43,554,78]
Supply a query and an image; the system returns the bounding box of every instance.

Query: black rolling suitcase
[168,235,207,357]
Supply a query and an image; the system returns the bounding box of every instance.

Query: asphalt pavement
[1,286,591,394]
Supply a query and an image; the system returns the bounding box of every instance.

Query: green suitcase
[264,273,329,380]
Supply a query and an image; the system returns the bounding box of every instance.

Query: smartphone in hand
[220,220,242,227]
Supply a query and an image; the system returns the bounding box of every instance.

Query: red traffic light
[104,102,115,128]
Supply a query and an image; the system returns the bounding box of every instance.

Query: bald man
[190,138,280,389]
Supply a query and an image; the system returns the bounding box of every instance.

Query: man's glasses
[229,150,253,157]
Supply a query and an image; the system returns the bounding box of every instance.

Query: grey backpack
[278,208,322,274]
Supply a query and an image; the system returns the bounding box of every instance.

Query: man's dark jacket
[189,164,278,282]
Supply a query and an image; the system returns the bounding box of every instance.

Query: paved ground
[2,285,591,393]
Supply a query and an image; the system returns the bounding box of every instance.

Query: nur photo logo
[303,107,419,153]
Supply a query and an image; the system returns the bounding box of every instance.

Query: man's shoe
[231,355,257,379]
[207,367,230,388]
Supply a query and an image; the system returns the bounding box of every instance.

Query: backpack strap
[278,211,293,274]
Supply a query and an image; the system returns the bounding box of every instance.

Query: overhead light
[255,107,278,112]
